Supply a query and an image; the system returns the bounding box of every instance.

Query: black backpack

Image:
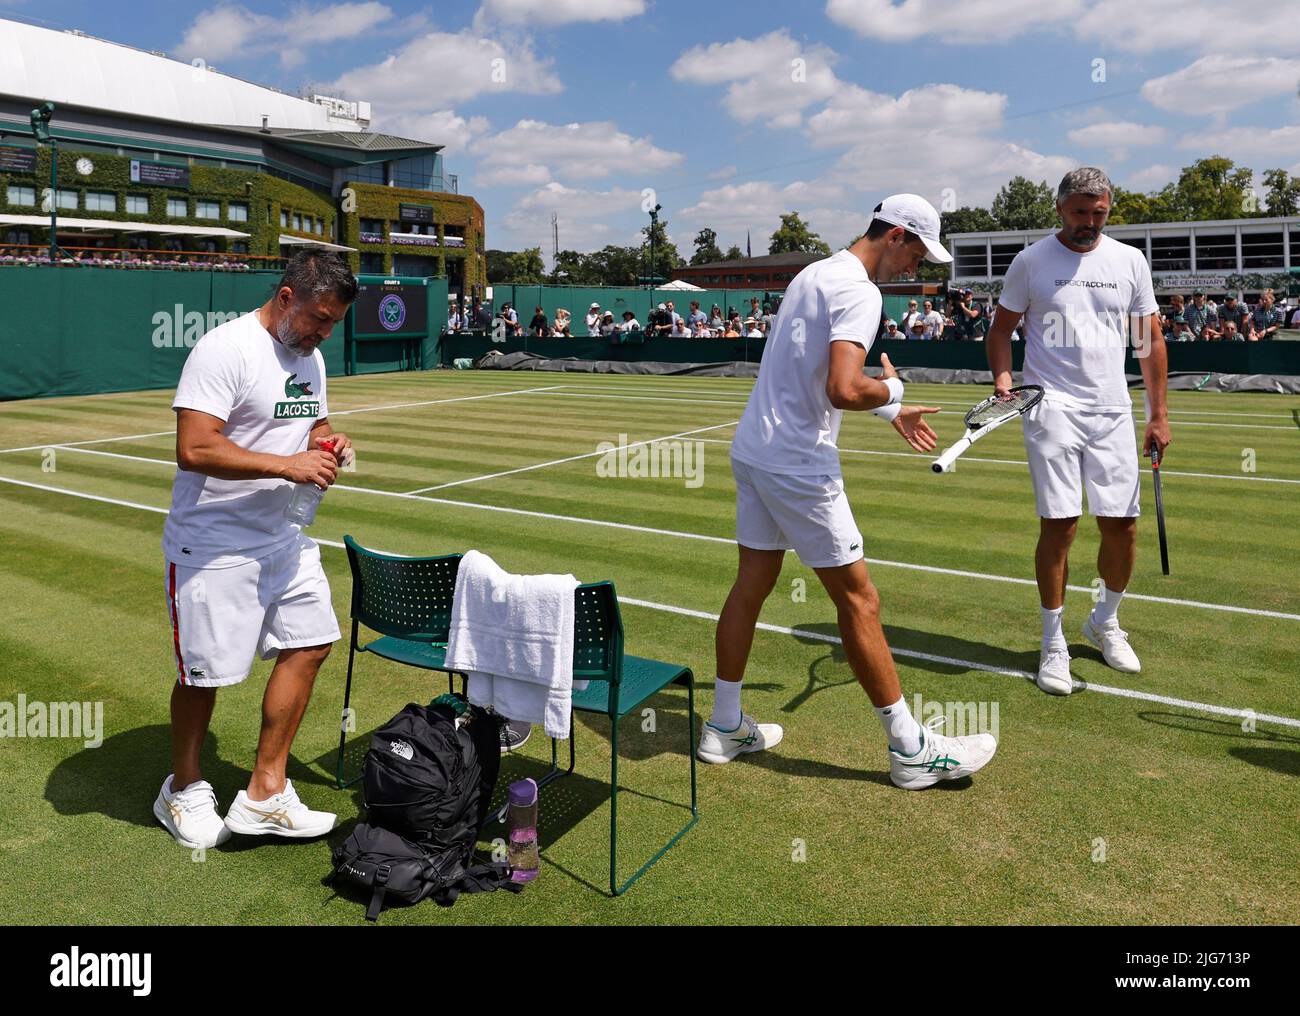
[325,695,522,920]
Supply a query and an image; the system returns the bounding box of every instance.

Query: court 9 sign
[354,282,427,336]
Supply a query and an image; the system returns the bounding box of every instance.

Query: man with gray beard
[155,251,358,849]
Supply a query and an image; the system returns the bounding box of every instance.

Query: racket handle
[932,438,969,473]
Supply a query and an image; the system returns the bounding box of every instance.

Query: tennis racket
[1150,441,1170,575]
[932,385,1044,473]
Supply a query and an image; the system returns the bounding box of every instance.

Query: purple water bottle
[507,777,540,883]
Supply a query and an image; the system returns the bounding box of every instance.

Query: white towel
[444,550,580,739]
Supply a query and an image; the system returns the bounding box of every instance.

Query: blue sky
[7,0,1300,261]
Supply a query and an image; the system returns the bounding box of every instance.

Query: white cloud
[806,82,1007,149]
[1122,164,1176,192]
[1078,0,1300,55]
[825,0,1085,43]
[475,0,646,25]
[1141,55,1300,115]
[1176,125,1300,160]
[176,3,394,66]
[825,0,1300,54]
[326,31,562,110]
[499,182,647,252]
[376,110,491,153]
[1067,120,1167,160]
[471,119,683,182]
[477,163,553,188]
[680,178,866,248]
[671,30,841,128]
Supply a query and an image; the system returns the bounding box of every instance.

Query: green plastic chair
[337,535,699,895]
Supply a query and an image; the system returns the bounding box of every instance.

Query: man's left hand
[891,405,941,453]
[318,431,353,468]
[1142,418,1171,459]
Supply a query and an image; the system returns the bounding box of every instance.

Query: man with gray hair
[155,250,359,849]
[985,167,1170,696]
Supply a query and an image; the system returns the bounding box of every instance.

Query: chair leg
[489,713,575,826]
[609,676,701,896]
[335,621,362,789]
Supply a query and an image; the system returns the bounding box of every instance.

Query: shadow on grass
[44,722,347,837]
[781,621,1038,715]
[1137,710,1300,777]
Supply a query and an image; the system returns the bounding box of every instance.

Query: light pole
[648,202,662,307]
[29,102,59,262]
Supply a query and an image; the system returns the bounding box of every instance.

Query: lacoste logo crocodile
[284,374,314,399]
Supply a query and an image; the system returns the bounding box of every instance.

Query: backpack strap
[366,864,392,922]
[433,858,523,907]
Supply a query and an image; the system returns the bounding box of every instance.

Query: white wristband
[883,376,904,405]
[871,402,902,423]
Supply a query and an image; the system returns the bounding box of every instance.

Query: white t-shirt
[163,312,329,568]
[585,312,600,336]
[999,233,1157,411]
[922,310,944,338]
[731,249,882,475]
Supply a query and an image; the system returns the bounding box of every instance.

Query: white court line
[5,448,1298,622]
[403,419,739,494]
[532,391,1298,430]
[695,438,1300,485]
[0,385,562,456]
[1,470,1294,732]
[616,596,1300,730]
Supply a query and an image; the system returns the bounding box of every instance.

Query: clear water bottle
[283,438,335,527]
[506,777,540,883]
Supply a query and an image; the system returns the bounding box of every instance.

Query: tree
[1160,157,1256,221]
[691,227,724,265]
[1108,186,1176,225]
[723,244,744,260]
[583,245,642,287]
[550,249,598,286]
[485,249,514,284]
[502,247,545,284]
[769,211,832,255]
[940,206,999,237]
[1262,168,1300,217]
[991,177,1057,230]
[640,217,683,282]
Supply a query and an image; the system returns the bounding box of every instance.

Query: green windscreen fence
[0,267,446,400]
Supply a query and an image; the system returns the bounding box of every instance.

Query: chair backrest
[347,537,625,682]
[573,581,624,685]
[344,535,461,643]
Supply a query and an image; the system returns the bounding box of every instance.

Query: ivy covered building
[0,17,485,296]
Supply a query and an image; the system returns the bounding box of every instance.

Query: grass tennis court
[1,369,1298,925]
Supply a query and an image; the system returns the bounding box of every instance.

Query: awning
[278,234,357,253]
[0,214,250,238]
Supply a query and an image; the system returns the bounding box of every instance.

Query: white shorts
[1022,401,1141,519]
[732,457,864,569]
[164,535,340,688]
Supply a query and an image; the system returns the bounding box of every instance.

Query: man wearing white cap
[985,167,1169,696]
[704,194,999,790]
[585,302,601,337]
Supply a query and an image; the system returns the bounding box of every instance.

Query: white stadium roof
[0,18,364,133]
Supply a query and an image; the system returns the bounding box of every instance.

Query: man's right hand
[994,372,1014,399]
[283,449,338,488]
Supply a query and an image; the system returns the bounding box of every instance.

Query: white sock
[1091,585,1124,627]
[1041,605,1066,650]
[710,678,743,731]
[876,695,923,755]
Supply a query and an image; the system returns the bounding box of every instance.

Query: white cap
[590,302,600,309]
[872,193,952,264]
[658,303,666,310]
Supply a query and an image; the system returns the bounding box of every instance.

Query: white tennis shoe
[1083,616,1141,673]
[223,778,337,839]
[888,717,997,790]
[1037,646,1074,695]
[697,713,783,764]
[154,775,231,849]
